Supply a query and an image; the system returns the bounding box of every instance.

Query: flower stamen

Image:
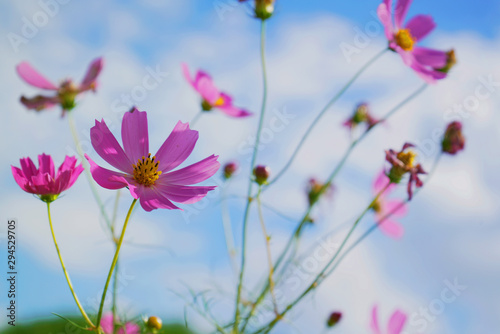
[133,153,162,186]
[395,29,415,51]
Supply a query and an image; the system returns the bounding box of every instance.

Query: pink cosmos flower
[372,170,407,239]
[11,154,84,203]
[16,57,103,114]
[371,305,407,334]
[85,108,220,212]
[182,63,251,118]
[377,0,448,83]
[101,313,139,334]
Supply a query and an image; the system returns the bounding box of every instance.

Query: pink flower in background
[343,103,379,132]
[377,0,448,83]
[371,305,407,334]
[372,170,407,239]
[85,108,220,212]
[182,63,252,118]
[11,154,84,203]
[101,313,139,334]
[16,57,103,114]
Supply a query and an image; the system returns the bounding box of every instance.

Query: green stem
[95,198,137,331]
[190,111,203,126]
[67,111,112,228]
[46,202,94,329]
[234,19,269,332]
[221,180,238,277]
[266,48,388,188]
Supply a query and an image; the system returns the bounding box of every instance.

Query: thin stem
[110,190,121,333]
[190,111,203,127]
[67,111,112,228]
[221,180,238,277]
[254,183,392,333]
[46,202,94,328]
[256,187,278,314]
[95,198,138,331]
[234,19,269,331]
[266,48,388,188]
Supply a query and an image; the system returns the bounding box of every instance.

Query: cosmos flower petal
[373,170,396,194]
[157,184,216,204]
[121,108,149,163]
[16,62,58,90]
[38,153,55,178]
[100,313,114,334]
[197,76,221,105]
[85,154,129,190]
[19,157,38,179]
[377,216,405,239]
[20,95,60,111]
[138,186,181,212]
[377,3,394,41]
[405,14,435,41]
[80,57,104,92]
[219,105,253,118]
[181,63,196,88]
[371,305,382,334]
[11,166,30,192]
[155,121,199,173]
[162,155,220,185]
[384,200,408,217]
[394,0,412,28]
[412,47,447,68]
[120,323,140,334]
[387,310,407,334]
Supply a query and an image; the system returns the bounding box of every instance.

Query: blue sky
[1,1,500,333]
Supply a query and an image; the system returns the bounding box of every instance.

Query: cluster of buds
[306,178,333,206]
[239,0,275,20]
[253,165,271,185]
[442,121,465,155]
[223,161,239,180]
[343,103,379,133]
[385,143,426,200]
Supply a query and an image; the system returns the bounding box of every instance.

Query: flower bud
[146,316,162,330]
[327,311,342,327]
[437,49,457,73]
[442,121,465,155]
[223,162,239,179]
[253,165,271,185]
[255,0,275,20]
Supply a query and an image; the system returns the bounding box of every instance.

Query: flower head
[371,305,407,334]
[146,316,162,331]
[85,108,220,212]
[182,63,251,118]
[442,121,465,155]
[343,103,379,132]
[11,154,84,203]
[17,58,103,115]
[101,313,139,334]
[385,143,426,200]
[253,165,271,185]
[371,170,407,239]
[377,0,449,83]
[223,161,239,180]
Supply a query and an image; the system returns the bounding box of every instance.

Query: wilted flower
[101,313,139,334]
[17,58,103,115]
[307,178,333,206]
[343,103,379,132]
[371,171,407,239]
[377,0,448,83]
[371,305,407,334]
[240,0,275,20]
[223,161,239,180]
[442,121,465,155]
[11,154,83,203]
[85,108,220,212]
[253,165,271,185]
[182,63,251,118]
[385,143,426,200]
[327,311,342,327]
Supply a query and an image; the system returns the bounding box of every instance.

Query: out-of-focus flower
[101,313,139,334]
[223,161,239,180]
[377,0,448,83]
[146,316,162,331]
[253,165,271,185]
[327,311,342,327]
[85,108,220,212]
[371,305,407,334]
[182,63,251,118]
[343,103,379,132]
[11,154,83,203]
[307,178,333,206]
[239,0,275,20]
[17,58,103,115]
[385,143,426,200]
[371,170,407,239]
[436,49,457,73]
[442,121,465,155]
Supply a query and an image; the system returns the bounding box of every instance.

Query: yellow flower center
[395,29,415,51]
[397,150,416,168]
[214,96,225,107]
[133,153,162,186]
[371,200,381,213]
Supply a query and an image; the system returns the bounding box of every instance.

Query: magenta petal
[66,164,84,190]
[162,155,220,185]
[90,119,133,173]
[410,61,447,84]
[377,216,405,239]
[16,62,57,90]
[194,70,212,88]
[373,170,395,194]
[119,323,140,334]
[20,95,59,111]
[387,310,407,334]
[405,14,435,41]
[85,154,129,190]
[218,105,252,118]
[30,173,53,195]
[181,63,196,88]
[100,313,114,334]
[11,166,30,192]
[196,75,220,105]
[412,47,447,68]
[394,0,412,28]
[121,109,149,163]
[57,156,77,177]
[377,3,394,41]
[384,200,408,217]
[157,184,216,204]
[138,186,181,212]
[155,121,199,173]
[19,157,38,179]
[80,57,103,92]
[371,305,382,334]
[38,154,55,178]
